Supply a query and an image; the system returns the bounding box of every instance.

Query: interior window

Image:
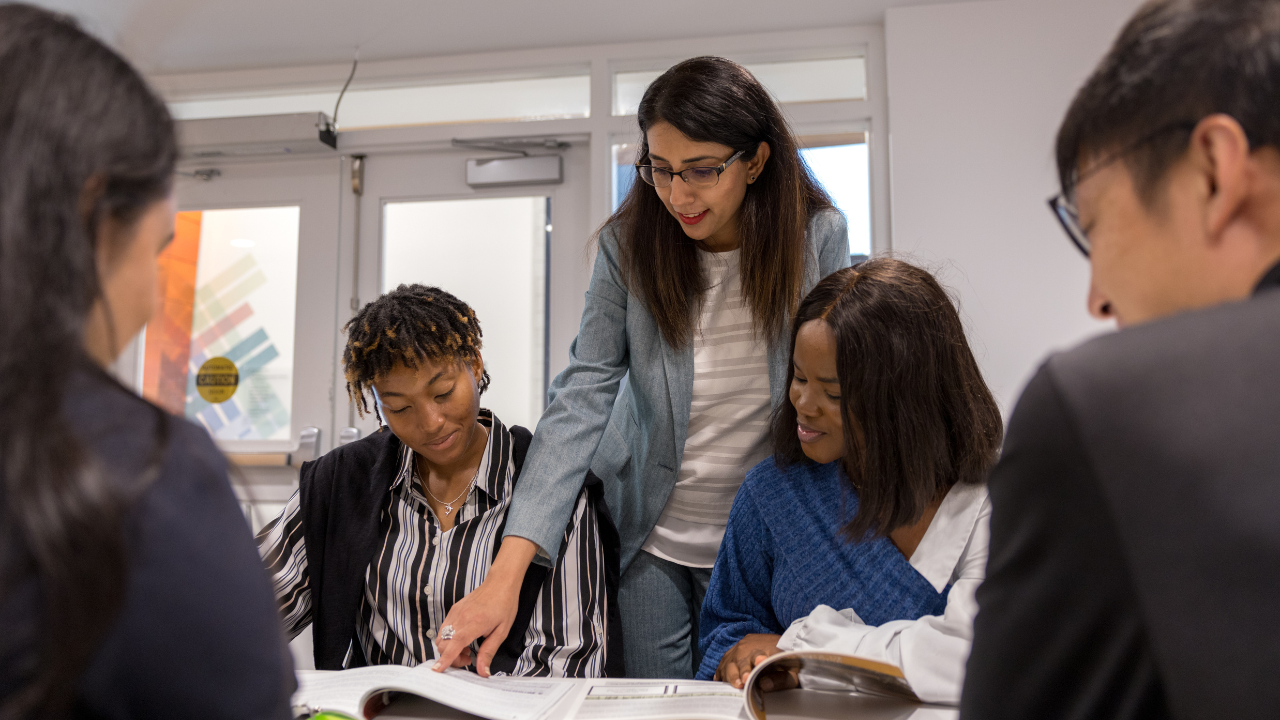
[142,206,301,441]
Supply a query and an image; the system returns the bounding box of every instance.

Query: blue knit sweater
[696,457,949,680]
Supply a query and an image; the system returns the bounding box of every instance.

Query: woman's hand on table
[715,633,796,691]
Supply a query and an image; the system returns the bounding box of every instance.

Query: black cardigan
[297,425,623,676]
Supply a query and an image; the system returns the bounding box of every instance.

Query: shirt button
[432,536,440,546]
[426,629,436,639]
[423,585,432,595]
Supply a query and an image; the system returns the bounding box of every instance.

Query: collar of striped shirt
[389,409,507,505]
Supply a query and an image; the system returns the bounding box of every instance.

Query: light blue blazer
[505,209,850,571]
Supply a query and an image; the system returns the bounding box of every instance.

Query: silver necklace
[419,465,477,516]
[416,426,488,517]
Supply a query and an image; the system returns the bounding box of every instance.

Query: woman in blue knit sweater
[697,259,1003,704]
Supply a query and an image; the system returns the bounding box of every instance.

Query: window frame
[152,25,892,253]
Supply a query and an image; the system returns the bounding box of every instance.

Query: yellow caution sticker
[196,356,239,404]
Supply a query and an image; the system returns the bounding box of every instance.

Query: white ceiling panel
[31,0,973,75]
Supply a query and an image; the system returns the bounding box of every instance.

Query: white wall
[884,0,1144,414]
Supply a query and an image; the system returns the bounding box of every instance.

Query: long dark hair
[0,5,177,718]
[611,56,833,347]
[771,260,1003,541]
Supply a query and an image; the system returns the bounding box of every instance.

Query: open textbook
[742,650,921,718]
[291,650,929,720]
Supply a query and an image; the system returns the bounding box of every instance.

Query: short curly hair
[342,284,489,419]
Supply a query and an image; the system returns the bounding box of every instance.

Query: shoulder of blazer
[596,220,622,251]
[807,208,848,250]
[593,222,633,284]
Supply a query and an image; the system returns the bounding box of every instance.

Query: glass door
[381,196,550,429]
[146,206,302,442]
[145,156,343,460]
[348,142,592,439]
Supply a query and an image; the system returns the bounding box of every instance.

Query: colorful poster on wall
[142,206,300,442]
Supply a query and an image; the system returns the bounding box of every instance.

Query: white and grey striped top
[642,248,773,567]
[256,411,608,677]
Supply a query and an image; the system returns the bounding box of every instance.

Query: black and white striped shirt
[257,411,608,677]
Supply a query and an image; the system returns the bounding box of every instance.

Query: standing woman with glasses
[0,5,293,718]
[434,56,849,679]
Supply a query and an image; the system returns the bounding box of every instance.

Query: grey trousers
[618,550,714,678]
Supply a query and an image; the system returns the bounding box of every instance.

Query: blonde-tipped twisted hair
[342,284,488,420]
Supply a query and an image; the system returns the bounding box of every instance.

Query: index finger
[433,625,481,672]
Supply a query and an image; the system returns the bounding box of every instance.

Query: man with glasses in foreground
[962,1,1280,719]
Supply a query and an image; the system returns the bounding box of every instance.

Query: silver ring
[440,624,455,641]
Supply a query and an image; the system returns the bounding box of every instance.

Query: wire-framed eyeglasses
[1047,120,1197,258]
[635,150,746,189]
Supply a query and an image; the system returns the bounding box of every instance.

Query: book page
[367,668,575,720]
[293,667,413,718]
[292,667,574,720]
[569,679,746,720]
[743,651,921,720]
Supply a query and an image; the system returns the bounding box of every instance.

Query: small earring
[749,175,756,182]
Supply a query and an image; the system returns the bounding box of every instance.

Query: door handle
[227,426,321,468]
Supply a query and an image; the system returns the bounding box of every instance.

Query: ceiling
[33,0,969,77]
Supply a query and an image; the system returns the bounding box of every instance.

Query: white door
[137,155,343,513]
[344,141,592,439]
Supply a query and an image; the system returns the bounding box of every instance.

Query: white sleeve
[776,500,991,705]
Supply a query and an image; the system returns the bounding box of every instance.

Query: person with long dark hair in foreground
[0,5,293,719]
[698,260,1003,703]
[433,56,849,678]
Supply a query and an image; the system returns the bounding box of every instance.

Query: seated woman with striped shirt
[257,284,621,677]
[697,260,1003,703]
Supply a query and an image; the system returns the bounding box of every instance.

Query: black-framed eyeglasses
[635,150,745,189]
[1047,120,1197,258]
[1048,194,1091,257]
